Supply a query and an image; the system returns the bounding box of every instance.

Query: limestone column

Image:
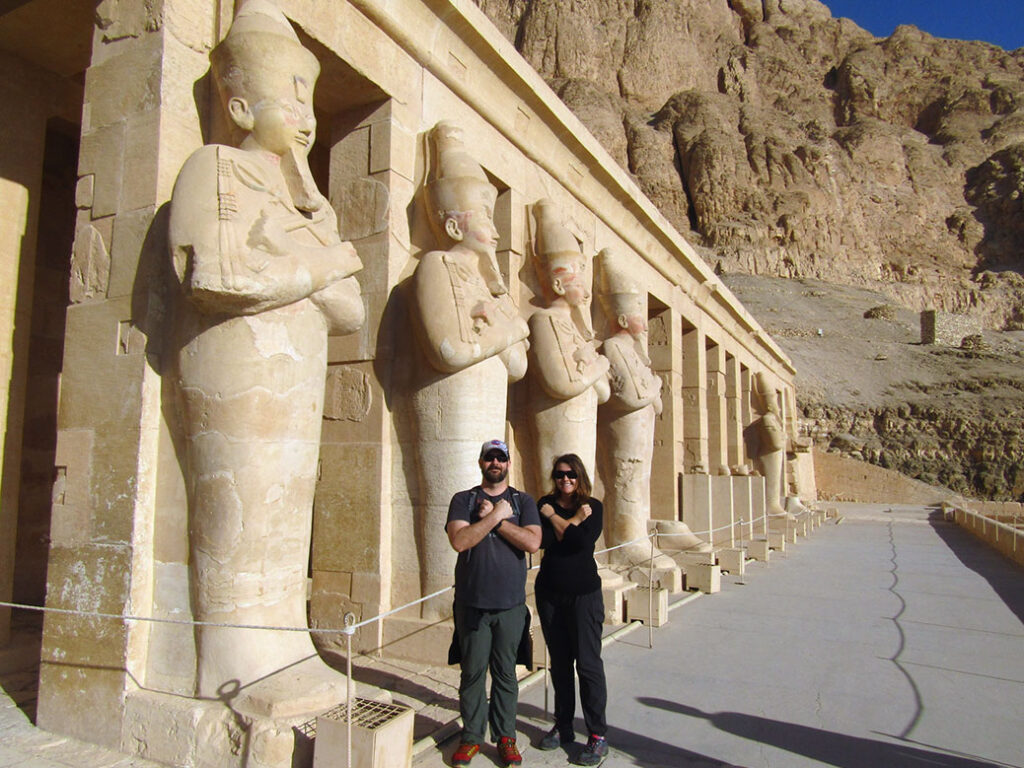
[681,325,708,472]
[36,0,217,747]
[706,341,728,475]
[648,308,681,520]
[312,99,406,653]
[725,353,743,472]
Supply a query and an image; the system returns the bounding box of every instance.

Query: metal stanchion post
[543,637,549,718]
[648,534,655,649]
[344,613,356,768]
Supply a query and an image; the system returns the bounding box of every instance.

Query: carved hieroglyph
[409,121,529,618]
[596,248,698,572]
[167,0,363,714]
[751,371,791,524]
[527,200,609,486]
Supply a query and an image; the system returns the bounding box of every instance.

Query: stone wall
[814,448,965,505]
[952,507,1024,568]
[920,309,983,346]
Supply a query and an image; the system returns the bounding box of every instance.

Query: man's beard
[484,465,508,483]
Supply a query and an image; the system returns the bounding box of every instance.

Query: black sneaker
[538,726,574,750]
[574,734,608,766]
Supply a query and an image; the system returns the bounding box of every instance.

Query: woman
[535,454,609,766]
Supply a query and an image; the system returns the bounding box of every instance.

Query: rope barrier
[0,514,770,634]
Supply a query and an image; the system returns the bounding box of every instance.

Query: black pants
[536,586,607,737]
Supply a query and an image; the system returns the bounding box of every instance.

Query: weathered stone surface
[473,0,1024,329]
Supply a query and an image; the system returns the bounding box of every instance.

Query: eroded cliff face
[475,0,1024,328]
[474,0,1024,500]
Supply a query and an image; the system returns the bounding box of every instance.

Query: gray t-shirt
[446,486,540,610]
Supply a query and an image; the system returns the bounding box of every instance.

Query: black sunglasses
[552,470,578,480]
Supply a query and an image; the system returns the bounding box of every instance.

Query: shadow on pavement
[927,510,1024,627]
[517,700,740,768]
[639,698,1003,768]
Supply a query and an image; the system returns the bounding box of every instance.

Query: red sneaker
[452,742,480,766]
[497,736,522,766]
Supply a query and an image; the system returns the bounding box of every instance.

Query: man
[447,439,542,766]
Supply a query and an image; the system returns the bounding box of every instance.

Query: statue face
[250,95,315,156]
[620,312,647,338]
[456,200,498,258]
[550,258,589,306]
[445,187,499,259]
[230,75,316,158]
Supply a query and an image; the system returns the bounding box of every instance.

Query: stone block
[626,587,668,627]
[381,617,453,665]
[677,550,716,567]
[746,539,771,562]
[710,474,734,546]
[599,569,637,626]
[768,532,786,551]
[682,473,713,541]
[78,121,126,218]
[314,698,414,768]
[684,563,720,594]
[717,547,746,576]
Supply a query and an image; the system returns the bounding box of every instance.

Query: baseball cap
[479,438,509,460]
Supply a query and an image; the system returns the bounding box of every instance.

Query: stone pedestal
[599,568,638,625]
[731,476,756,544]
[683,562,720,594]
[746,539,771,562]
[124,689,331,768]
[681,473,713,543]
[710,475,735,547]
[380,617,454,665]
[626,587,669,627]
[717,547,746,576]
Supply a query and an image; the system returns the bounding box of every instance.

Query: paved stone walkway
[417,504,1024,768]
[2,503,1022,767]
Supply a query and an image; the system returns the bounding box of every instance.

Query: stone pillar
[648,307,682,520]
[725,353,743,471]
[681,325,707,472]
[706,341,727,475]
[0,59,48,643]
[37,2,214,748]
[312,99,404,654]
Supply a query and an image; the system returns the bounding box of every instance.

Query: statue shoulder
[174,144,272,191]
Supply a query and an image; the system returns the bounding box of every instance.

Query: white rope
[0,514,766,634]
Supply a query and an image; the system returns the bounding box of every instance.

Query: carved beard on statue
[281,146,322,212]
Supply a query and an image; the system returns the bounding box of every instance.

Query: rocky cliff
[476,0,1024,328]
[474,0,1024,500]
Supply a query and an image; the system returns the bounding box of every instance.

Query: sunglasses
[552,470,578,480]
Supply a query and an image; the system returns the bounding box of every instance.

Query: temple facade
[0,0,813,765]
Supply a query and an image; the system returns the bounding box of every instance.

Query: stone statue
[596,249,700,575]
[751,371,792,524]
[526,200,609,487]
[168,0,363,713]
[409,121,529,619]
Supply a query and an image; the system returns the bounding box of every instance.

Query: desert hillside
[474,0,1024,500]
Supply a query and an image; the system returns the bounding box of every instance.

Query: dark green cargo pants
[455,602,527,744]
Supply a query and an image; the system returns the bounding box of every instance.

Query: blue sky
[821,0,1023,51]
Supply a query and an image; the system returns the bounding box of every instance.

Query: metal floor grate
[320,698,409,731]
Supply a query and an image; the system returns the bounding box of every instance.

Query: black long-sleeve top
[535,495,603,595]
